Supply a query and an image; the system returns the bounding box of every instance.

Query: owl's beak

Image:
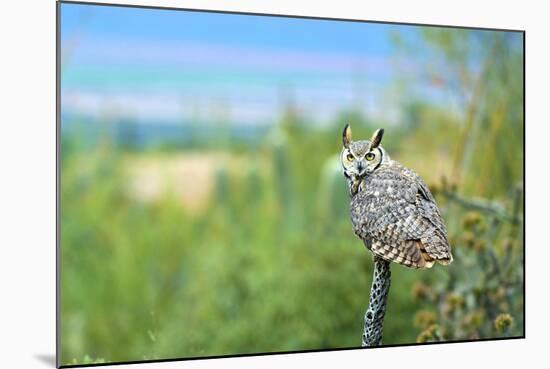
[356,163,367,177]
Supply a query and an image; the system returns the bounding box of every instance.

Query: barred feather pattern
[350,161,453,269]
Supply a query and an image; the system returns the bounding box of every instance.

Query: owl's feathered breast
[350,162,452,268]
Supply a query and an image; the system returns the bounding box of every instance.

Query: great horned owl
[341,125,453,269]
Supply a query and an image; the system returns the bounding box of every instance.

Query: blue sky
[60,2,520,126]
[61,4,398,56]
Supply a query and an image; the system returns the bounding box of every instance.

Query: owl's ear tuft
[370,128,384,149]
[342,124,352,148]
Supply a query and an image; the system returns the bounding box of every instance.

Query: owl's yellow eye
[346,153,354,161]
[365,152,375,161]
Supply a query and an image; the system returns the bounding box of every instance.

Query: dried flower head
[494,313,514,333]
[416,324,439,343]
[474,239,486,252]
[462,211,482,229]
[494,286,507,302]
[414,310,437,329]
[461,310,485,329]
[447,293,465,310]
[462,231,475,247]
[499,302,510,312]
[412,282,431,301]
[501,237,514,251]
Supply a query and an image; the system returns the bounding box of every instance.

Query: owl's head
[341,124,389,182]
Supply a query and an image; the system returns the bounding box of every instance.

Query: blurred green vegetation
[60,29,523,365]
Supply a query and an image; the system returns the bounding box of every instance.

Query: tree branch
[362,257,391,347]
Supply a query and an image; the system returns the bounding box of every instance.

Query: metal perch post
[362,256,391,347]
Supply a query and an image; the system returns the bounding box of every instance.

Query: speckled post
[362,257,391,347]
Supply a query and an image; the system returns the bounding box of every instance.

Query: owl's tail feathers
[417,237,453,268]
[436,253,453,266]
[420,235,453,267]
[369,238,452,269]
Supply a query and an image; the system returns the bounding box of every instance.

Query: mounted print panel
[58,1,524,366]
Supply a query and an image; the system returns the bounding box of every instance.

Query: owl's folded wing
[350,166,452,268]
